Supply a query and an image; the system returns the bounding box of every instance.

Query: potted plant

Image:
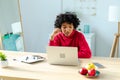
[0,52,8,68]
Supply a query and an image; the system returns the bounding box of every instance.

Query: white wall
[20,0,120,57]
[20,0,61,53]
[0,0,20,35]
[62,0,120,57]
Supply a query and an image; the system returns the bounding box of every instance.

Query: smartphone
[93,62,105,68]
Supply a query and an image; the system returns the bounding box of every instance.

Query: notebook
[13,55,45,64]
[46,46,78,66]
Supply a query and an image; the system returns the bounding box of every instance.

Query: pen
[26,56,29,60]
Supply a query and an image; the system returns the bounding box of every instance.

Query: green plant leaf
[0,52,7,61]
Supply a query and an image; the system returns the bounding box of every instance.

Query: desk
[0,50,120,80]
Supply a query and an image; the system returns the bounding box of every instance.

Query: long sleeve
[78,34,91,58]
[48,30,92,58]
[49,36,60,46]
[49,40,54,46]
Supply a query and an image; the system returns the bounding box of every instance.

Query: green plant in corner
[0,52,7,61]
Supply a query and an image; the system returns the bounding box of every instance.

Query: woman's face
[61,22,74,36]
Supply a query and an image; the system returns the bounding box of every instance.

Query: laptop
[46,46,78,66]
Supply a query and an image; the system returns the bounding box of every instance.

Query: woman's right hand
[50,28,61,40]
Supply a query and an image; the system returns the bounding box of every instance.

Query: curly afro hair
[54,12,80,29]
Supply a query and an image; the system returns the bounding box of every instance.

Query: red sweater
[49,30,91,58]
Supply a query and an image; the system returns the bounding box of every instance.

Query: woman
[49,12,91,58]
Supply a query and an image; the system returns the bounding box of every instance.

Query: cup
[84,25,90,33]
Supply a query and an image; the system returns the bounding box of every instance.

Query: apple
[79,67,88,75]
[88,69,96,76]
[85,63,95,70]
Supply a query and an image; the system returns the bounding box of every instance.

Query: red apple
[88,69,96,76]
[79,67,88,75]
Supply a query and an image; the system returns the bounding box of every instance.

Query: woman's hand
[50,28,61,40]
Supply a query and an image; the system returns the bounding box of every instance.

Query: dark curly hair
[54,12,80,29]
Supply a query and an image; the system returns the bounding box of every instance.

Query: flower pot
[0,60,8,68]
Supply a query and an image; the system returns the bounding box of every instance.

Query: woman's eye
[62,26,66,29]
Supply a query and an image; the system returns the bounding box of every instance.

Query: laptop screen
[46,46,78,66]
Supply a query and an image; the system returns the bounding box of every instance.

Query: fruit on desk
[85,63,95,70]
[88,69,96,76]
[79,67,88,75]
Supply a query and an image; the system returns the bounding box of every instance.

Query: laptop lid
[46,46,78,66]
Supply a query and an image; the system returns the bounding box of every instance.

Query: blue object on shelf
[2,34,20,51]
[84,25,90,33]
